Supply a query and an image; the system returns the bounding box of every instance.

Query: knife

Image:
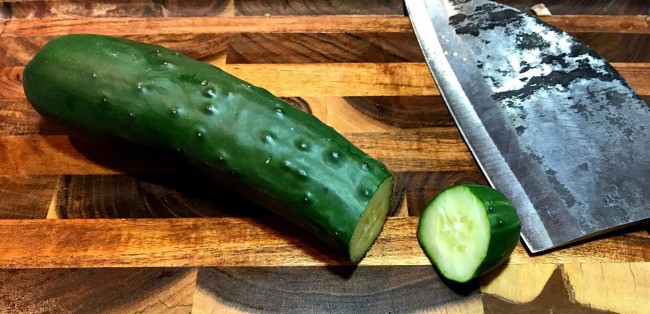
[406,0,650,253]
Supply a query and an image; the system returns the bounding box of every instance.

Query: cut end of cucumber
[418,185,491,283]
[348,176,393,263]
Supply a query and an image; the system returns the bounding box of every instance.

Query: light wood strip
[0,217,646,268]
[1,16,413,37]
[3,62,650,99]
[0,132,475,175]
[541,15,649,34]
[1,63,437,98]
[1,15,648,37]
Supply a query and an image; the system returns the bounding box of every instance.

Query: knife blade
[406,0,650,253]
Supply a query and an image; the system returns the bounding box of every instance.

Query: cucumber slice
[349,176,393,262]
[417,184,520,283]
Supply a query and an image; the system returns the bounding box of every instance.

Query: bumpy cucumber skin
[23,34,393,262]
[418,184,520,282]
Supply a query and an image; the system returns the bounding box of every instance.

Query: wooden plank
[480,263,650,313]
[225,32,423,64]
[194,266,482,313]
[0,135,179,175]
[1,63,439,99]
[0,217,647,268]
[0,34,231,67]
[234,0,405,16]
[561,263,650,313]
[498,0,650,15]
[0,96,454,136]
[0,131,475,175]
[574,33,650,63]
[0,175,58,219]
[5,0,234,18]
[541,15,649,34]
[2,15,648,38]
[1,16,414,37]
[0,267,197,313]
[3,32,649,68]
[4,62,650,99]
[50,171,477,219]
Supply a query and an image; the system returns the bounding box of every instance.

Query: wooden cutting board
[0,0,648,312]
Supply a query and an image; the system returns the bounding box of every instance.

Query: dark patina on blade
[407,0,649,252]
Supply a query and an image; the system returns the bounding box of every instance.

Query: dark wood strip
[234,0,405,16]
[397,171,488,216]
[51,170,478,219]
[3,32,649,68]
[574,33,650,63]
[0,268,197,313]
[344,96,455,128]
[5,0,232,18]
[0,217,647,267]
[195,266,481,312]
[0,175,58,219]
[0,34,231,67]
[226,32,423,64]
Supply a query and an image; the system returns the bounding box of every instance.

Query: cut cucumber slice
[418,184,521,283]
[349,176,394,262]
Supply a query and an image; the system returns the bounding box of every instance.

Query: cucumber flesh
[418,184,520,283]
[349,176,393,262]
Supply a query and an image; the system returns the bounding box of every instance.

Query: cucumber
[417,184,520,282]
[23,34,393,263]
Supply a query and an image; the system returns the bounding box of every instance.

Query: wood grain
[225,32,423,64]
[562,263,650,314]
[0,175,58,219]
[574,33,650,63]
[498,0,650,15]
[0,217,647,268]
[2,15,649,38]
[4,63,650,99]
[0,34,231,67]
[0,267,197,313]
[541,15,649,34]
[1,16,414,37]
[3,32,648,68]
[1,96,454,136]
[481,266,613,313]
[50,171,478,219]
[1,63,438,99]
[0,131,475,175]
[234,0,405,16]
[481,263,650,313]
[194,266,482,313]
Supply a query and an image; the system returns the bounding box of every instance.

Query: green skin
[418,184,521,281]
[23,34,393,262]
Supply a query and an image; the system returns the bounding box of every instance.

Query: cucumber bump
[23,34,393,263]
[417,184,520,282]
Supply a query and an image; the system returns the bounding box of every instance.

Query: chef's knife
[406,0,650,253]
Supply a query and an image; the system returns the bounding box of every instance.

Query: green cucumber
[23,34,393,263]
[417,184,520,282]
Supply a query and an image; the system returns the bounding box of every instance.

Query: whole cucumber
[23,34,393,262]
